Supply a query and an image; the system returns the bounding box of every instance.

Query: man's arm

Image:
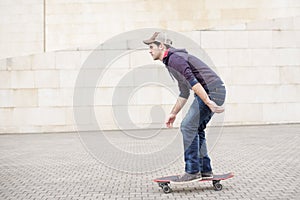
[170,96,187,115]
[192,83,224,113]
[165,97,187,128]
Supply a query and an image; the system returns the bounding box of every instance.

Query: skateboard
[153,172,234,193]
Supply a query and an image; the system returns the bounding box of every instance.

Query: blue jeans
[180,85,226,174]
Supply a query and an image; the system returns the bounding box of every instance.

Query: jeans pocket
[209,86,226,106]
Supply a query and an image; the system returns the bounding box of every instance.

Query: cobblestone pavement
[0,124,299,200]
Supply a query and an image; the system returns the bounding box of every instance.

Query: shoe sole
[170,177,202,184]
[201,176,213,180]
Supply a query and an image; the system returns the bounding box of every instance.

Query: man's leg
[180,98,201,174]
[199,130,213,173]
[196,95,214,178]
[172,97,203,183]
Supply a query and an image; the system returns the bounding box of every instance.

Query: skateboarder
[143,32,226,183]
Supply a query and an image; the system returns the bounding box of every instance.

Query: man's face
[148,43,163,60]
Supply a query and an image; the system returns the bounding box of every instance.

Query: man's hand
[165,97,187,128]
[191,83,225,114]
[165,113,177,128]
[207,100,225,113]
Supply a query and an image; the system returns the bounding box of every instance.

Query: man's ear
[159,43,164,50]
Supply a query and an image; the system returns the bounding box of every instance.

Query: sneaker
[201,171,213,179]
[171,172,202,184]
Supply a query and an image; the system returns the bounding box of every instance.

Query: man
[143,32,226,183]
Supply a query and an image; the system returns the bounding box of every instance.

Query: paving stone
[0,124,299,199]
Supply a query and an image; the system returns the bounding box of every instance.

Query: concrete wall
[1,0,300,59]
[0,0,44,59]
[1,16,299,133]
[206,17,300,125]
[0,0,300,133]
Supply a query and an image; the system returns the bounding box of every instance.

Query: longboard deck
[153,172,234,193]
[154,172,234,183]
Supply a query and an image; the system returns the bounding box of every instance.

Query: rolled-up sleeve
[178,79,190,99]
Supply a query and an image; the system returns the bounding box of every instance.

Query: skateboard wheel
[162,185,172,194]
[214,183,223,191]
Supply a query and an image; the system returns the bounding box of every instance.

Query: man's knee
[180,119,196,133]
[180,119,188,132]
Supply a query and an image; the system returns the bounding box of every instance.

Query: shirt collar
[163,49,169,58]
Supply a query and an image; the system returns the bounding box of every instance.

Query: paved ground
[0,124,299,200]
